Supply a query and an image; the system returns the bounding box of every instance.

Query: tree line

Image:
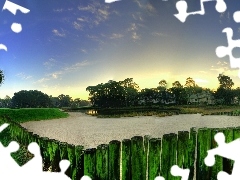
[86,74,240,108]
[0,90,91,108]
[0,68,239,108]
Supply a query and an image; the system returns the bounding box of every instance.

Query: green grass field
[0,108,69,123]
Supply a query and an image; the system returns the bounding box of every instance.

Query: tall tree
[172,81,182,88]
[12,90,50,108]
[217,74,234,90]
[185,77,196,88]
[58,94,73,107]
[158,80,167,90]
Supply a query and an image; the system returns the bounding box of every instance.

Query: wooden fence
[0,115,239,180]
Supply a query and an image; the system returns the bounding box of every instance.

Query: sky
[1,0,240,100]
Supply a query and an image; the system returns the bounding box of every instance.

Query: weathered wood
[148,138,161,180]
[109,140,121,180]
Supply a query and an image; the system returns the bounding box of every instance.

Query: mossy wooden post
[196,128,211,180]
[49,139,60,172]
[75,145,84,180]
[96,144,109,180]
[223,128,234,175]
[84,148,96,180]
[161,133,178,180]
[148,138,161,180]
[188,127,197,180]
[59,142,69,173]
[144,135,151,179]
[210,128,223,179]
[67,144,76,180]
[131,136,146,180]
[109,140,121,180]
[122,139,131,180]
[177,131,189,180]
[39,137,51,171]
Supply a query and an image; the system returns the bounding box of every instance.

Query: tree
[185,77,196,87]
[119,78,140,106]
[172,81,182,88]
[170,81,184,104]
[217,74,234,90]
[0,70,4,86]
[214,74,235,104]
[58,94,72,107]
[12,90,50,108]
[158,80,167,91]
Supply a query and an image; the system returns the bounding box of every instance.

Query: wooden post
[67,144,76,180]
[75,145,84,180]
[148,138,161,180]
[109,140,121,180]
[96,144,109,180]
[196,128,211,180]
[161,133,178,180]
[211,128,223,179]
[188,127,197,180]
[84,148,96,180]
[122,139,131,180]
[131,136,146,180]
[223,128,233,175]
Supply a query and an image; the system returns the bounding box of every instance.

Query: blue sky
[1,0,240,100]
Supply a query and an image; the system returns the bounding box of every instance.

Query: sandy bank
[20,112,240,149]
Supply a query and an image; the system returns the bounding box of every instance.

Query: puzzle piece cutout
[0,0,30,51]
[233,11,240,23]
[215,27,240,77]
[204,132,240,179]
[174,0,227,22]
[154,165,190,180]
[2,0,30,33]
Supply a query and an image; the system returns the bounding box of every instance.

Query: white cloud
[52,29,65,37]
[73,21,82,30]
[78,1,110,26]
[43,58,57,69]
[16,73,32,80]
[132,32,140,40]
[36,60,90,84]
[110,33,124,39]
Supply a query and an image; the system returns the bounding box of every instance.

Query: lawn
[0,108,69,123]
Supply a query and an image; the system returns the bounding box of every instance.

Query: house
[188,91,215,105]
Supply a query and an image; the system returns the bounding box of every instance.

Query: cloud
[78,1,110,26]
[110,33,124,39]
[16,73,32,80]
[132,32,140,40]
[133,0,156,14]
[52,29,65,37]
[43,58,57,69]
[151,32,166,37]
[127,23,141,41]
[36,60,90,84]
[73,21,82,30]
[210,60,240,77]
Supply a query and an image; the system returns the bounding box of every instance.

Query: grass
[0,108,69,123]
[0,108,68,166]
